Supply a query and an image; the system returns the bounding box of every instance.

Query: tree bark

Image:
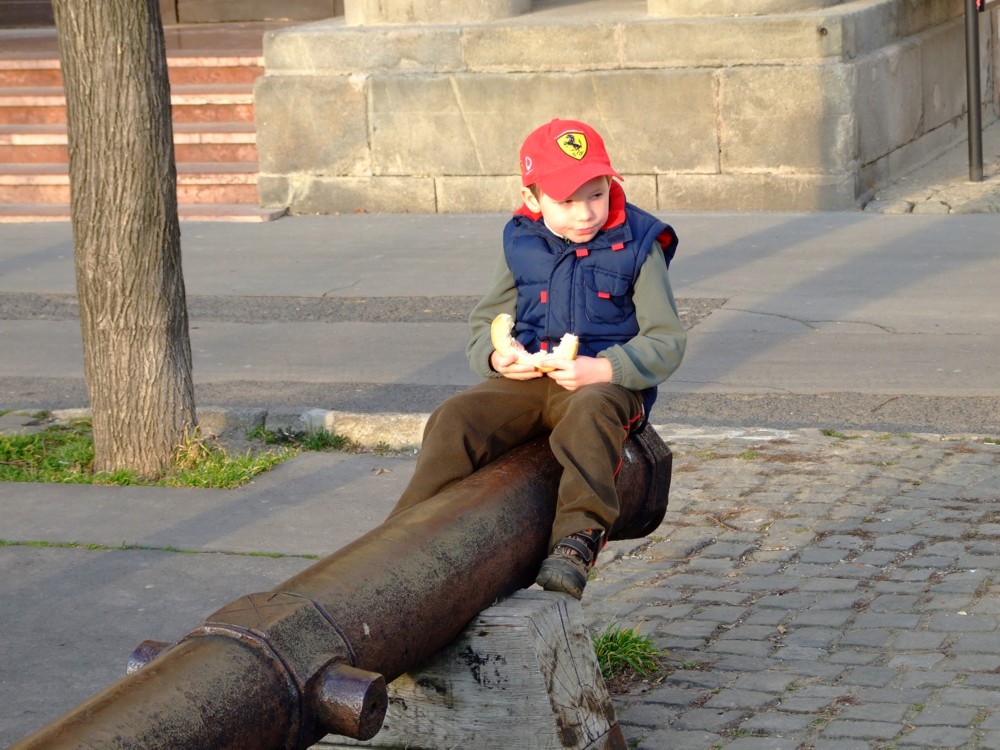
[52,0,196,478]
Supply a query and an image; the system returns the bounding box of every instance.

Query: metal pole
[966,0,984,182]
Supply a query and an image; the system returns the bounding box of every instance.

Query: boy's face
[521,176,611,244]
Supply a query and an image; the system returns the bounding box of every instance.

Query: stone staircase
[0,50,285,222]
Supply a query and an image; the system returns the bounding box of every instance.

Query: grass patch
[820,428,860,440]
[0,420,96,483]
[592,622,665,684]
[247,425,356,452]
[0,418,296,488]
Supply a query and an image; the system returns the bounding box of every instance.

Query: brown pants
[388,377,644,550]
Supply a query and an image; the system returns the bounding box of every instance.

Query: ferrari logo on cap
[557,132,588,160]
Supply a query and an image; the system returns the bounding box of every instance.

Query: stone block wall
[255,0,999,213]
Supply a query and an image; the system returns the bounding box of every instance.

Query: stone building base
[255,0,999,213]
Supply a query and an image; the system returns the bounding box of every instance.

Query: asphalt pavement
[3,145,1000,747]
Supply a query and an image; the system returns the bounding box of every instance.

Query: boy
[387,118,686,599]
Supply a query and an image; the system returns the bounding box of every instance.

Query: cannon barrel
[11,429,672,750]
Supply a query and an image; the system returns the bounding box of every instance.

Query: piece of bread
[490,313,578,372]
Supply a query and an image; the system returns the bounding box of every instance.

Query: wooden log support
[321,590,624,750]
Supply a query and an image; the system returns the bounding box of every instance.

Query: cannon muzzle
[11,428,671,749]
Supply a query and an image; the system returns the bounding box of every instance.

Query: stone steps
[0,122,259,162]
[0,162,261,204]
[0,52,283,223]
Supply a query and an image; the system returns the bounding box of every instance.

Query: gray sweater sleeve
[597,246,687,390]
[466,252,517,379]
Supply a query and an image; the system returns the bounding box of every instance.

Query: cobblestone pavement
[585,426,1000,750]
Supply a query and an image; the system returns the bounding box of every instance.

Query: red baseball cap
[519,119,623,201]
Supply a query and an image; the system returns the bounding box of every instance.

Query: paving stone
[616,701,680,728]
[703,688,779,710]
[782,626,839,648]
[839,703,911,722]
[691,605,747,625]
[755,592,819,610]
[828,649,882,666]
[707,638,774,658]
[838,629,893,648]
[868,593,922,612]
[887,652,947,670]
[791,609,853,627]
[964,674,1000,689]
[728,672,798,694]
[853,550,901,566]
[798,577,860,593]
[778,685,853,713]
[737,710,816,735]
[873,533,926,550]
[633,728,722,750]
[981,711,1000,729]
[937,687,1000,708]
[657,619,721,640]
[942,654,1000,673]
[723,738,800,750]
[687,589,750,605]
[821,719,903,740]
[663,670,732,690]
[896,725,976,747]
[856,688,934,707]
[897,671,959,690]
[909,705,978,726]
[772,645,829,662]
[674,707,742,731]
[636,686,705,708]
[851,612,921,629]
[710,655,774,674]
[840,666,899,687]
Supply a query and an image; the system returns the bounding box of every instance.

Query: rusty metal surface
[12,635,299,750]
[11,431,671,750]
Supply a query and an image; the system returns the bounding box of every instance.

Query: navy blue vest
[502,195,677,416]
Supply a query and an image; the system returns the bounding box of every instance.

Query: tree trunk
[52,0,196,478]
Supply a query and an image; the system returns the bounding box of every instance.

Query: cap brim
[536,163,624,202]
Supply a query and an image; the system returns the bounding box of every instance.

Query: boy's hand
[491,349,544,380]
[544,355,613,391]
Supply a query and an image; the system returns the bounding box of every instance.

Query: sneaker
[535,528,605,599]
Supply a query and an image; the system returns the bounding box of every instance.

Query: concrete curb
[16,405,432,452]
[9,406,999,455]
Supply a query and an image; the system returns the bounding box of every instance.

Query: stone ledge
[254,0,989,213]
[262,0,964,74]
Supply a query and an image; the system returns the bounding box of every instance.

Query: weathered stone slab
[661,172,859,211]
[255,76,368,174]
[254,0,997,213]
[259,175,437,214]
[854,40,922,165]
[718,64,857,172]
[345,0,529,25]
[263,21,464,74]
[369,70,718,176]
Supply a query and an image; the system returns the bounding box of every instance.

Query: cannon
[11,428,672,750]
